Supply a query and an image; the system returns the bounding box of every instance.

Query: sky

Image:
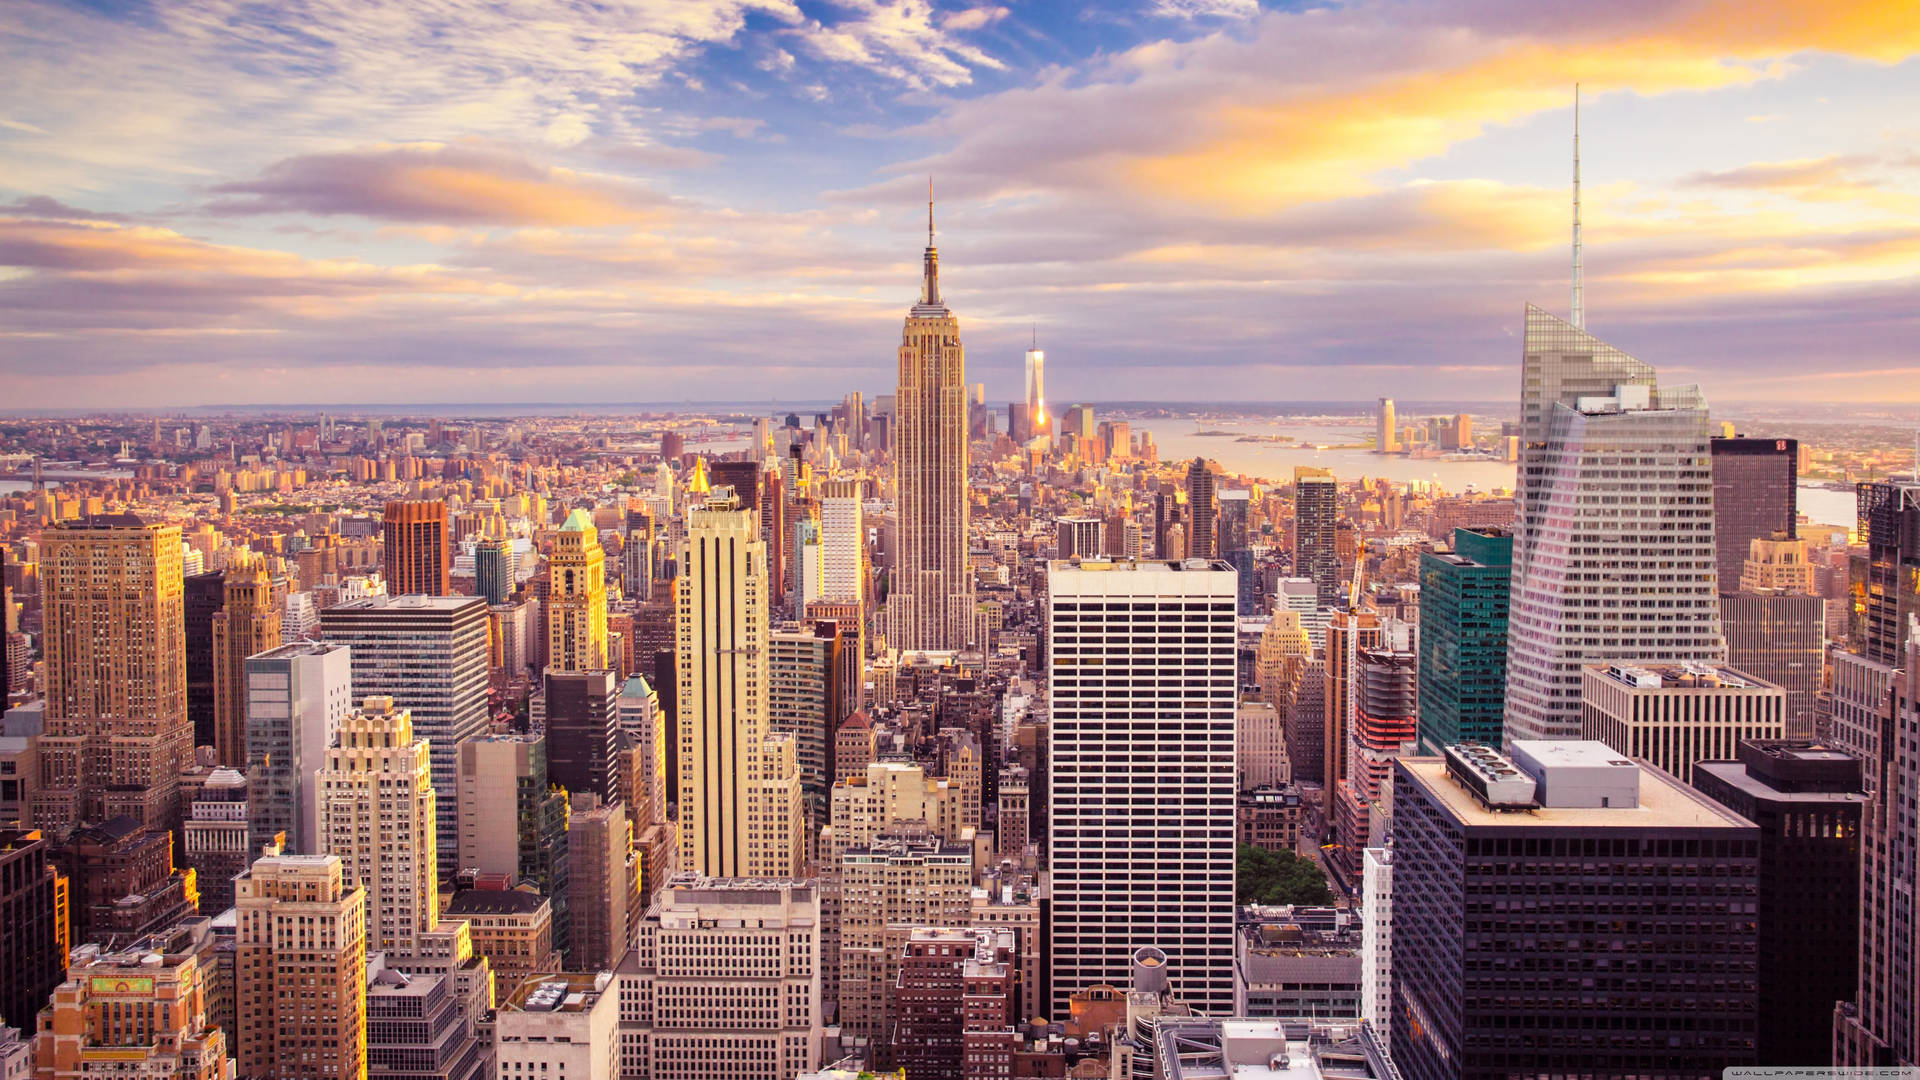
[2,0,1918,410]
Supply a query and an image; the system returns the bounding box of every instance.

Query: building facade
[1417,527,1510,752]
[234,849,367,1080]
[317,696,439,955]
[381,500,451,597]
[1579,663,1785,785]
[244,641,352,856]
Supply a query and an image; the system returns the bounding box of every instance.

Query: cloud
[204,144,668,226]
[942,6,1012,31]
[1685,155,1876,190]
[787,0,1008,89]
[1149,0,1261,18]
[0,196,130,222]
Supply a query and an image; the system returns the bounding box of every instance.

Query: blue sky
[2,0,1918,408]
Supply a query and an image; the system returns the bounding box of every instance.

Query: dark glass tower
[1710,437,1798,594]
[184,569,226,750]
[1416,528,1511,751]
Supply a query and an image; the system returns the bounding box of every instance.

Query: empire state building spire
[921,176,941,308]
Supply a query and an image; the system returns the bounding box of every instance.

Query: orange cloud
[1131,0,1920,212]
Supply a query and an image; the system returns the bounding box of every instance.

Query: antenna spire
[928,175,935,247]
[1031,323,1037,349]
[1571,83,1583,329]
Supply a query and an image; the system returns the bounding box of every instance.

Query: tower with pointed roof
[890,183,976,652]
[548,508,609,672]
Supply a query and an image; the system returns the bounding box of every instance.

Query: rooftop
[446,889,549,917]
[1402,754,1752,830]
[1588,662,1776,691]
[505,973,608,1013]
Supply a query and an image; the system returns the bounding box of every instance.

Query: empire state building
[890,194,974,652]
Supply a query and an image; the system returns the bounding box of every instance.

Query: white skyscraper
[1046,558,1238,1014]
[317,695,439,956]
[1360,846,1393,1038]
[1024,333,1048,437]
[1504,359,1726,741]
[818,479,865,605]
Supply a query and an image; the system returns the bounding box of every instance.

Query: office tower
[1721,585,1824,739]
[382,500,451,596]
[545,669,619,805]
[475,533,515,606]
[1375,398,1397,453]
[498,975,617,1080]
[790,515,824,615]
[1047,559,1236,1014]
[1852,479,1920,665]
[1392,742,1759,1080]
[57,817,194,950]
[838,828,974,1045]
[0,830,63,1032]
[1417,528,1511,752]
[618,876,821,1080]
[456,734,570,894]
[1710,436,1798,594]
[769,623,845,832]
[184,570,225,750]
[364,952,490,1080]
[35,932,230,1080]
[817,479,865,604]
[210,558,281,768]
[35,515,190,832]
[1186,458,1217,559]
[1322,609,1382,816]
[181,768,249,913]
[234,849,367,1080]
[1359,846,1392,1036]
[566,800,637,971]
[1505,373,1725,742]
[318,696,438,955]
[881,926,1015,1077]
[1237,698,1288,791]
[1054,516,1102,560]
[442,889,561,993]
[549,509,609,672]
[1693,740,1866,1065]
[891,198,975,652]
[616,677,668,827]
[1217,489,1253,603]
[675,498,803,879]
[1580,662,1784,784]
[243,642,350,856]
[320,595,489,878]
[1293,474,1339,606]
[1023,335,1047,438]
[1330,646,1415,885]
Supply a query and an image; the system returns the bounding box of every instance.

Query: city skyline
[4,0,1919,408]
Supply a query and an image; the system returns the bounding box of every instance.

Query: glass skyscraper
[1710,436,1798,594]
[1417,527,1511,751]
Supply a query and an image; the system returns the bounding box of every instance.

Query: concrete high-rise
[234,848,367,1080]
[317,696,438,955]
[1505,340,1725,742]
[454,734,569,903]
[1580,662,1785,785]
[180,768,250,913]
[768,623,844,832]
[1046,558,1236,1015]
[35,514,190,832]
[382,500,451,596]
[1293,474,1339,607]
[817,479,865,605]
[1710,436,1798,594]
[320,595,489,878]
[890,197,975,652]
[545,668,619,805]
[618,876,821,1080]
[1053,516,1102,561]
[1417,527,1510,752]
[244,641,351,856]
[211,557,281,768]
[35,930,231,1080]
[1393,742,1758,1080]
[566,799,637,972]
[548,509,609,672]
[838,828,974,1046]
[675,497,803,879]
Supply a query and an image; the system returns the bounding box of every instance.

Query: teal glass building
[1417,527,1511,751]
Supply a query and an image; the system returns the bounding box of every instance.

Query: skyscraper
[1375,398,1397,453]
[1024,332,1047,438]
[474,532,516,606]
[890,195,975,652]
[1393,742,1759,1080]
[235,847,367,1080]
[544,668,619,805]
[382,500,451,596]
[817,479,865,604]
[184,569,225,751]
[675,497,803,879]
[211,557,281,768]
[35,514,190,832]
[1053,516,1102,560]
[548,509,609,672]
[37,928,232,1080]
[566,799,637,971]
[1293,474,1339,607]
[320,595,489,878]
[1710,436,1798,594]
[1851,479,1920,666]
[1417,527,1511,752]
[1185,457,1217,560]
[318,696,438,955]
[1505,340,1724,742]
[0,829,63,1033]
[244,641,352,855]
[1047,558,1237,1014]
[454,733,570,912]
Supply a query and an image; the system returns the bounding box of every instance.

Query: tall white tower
[1024,329,1048,436]
[317,695,438,956]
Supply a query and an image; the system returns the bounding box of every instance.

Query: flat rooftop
[1401,756,1753,830]
[1049,558,1236,598]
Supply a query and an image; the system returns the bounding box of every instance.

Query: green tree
[1235,843,1335,906]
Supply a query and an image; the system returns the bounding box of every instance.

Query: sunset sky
[3,0,1918,409]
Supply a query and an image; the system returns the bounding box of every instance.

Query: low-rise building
[497,974,618,1080]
